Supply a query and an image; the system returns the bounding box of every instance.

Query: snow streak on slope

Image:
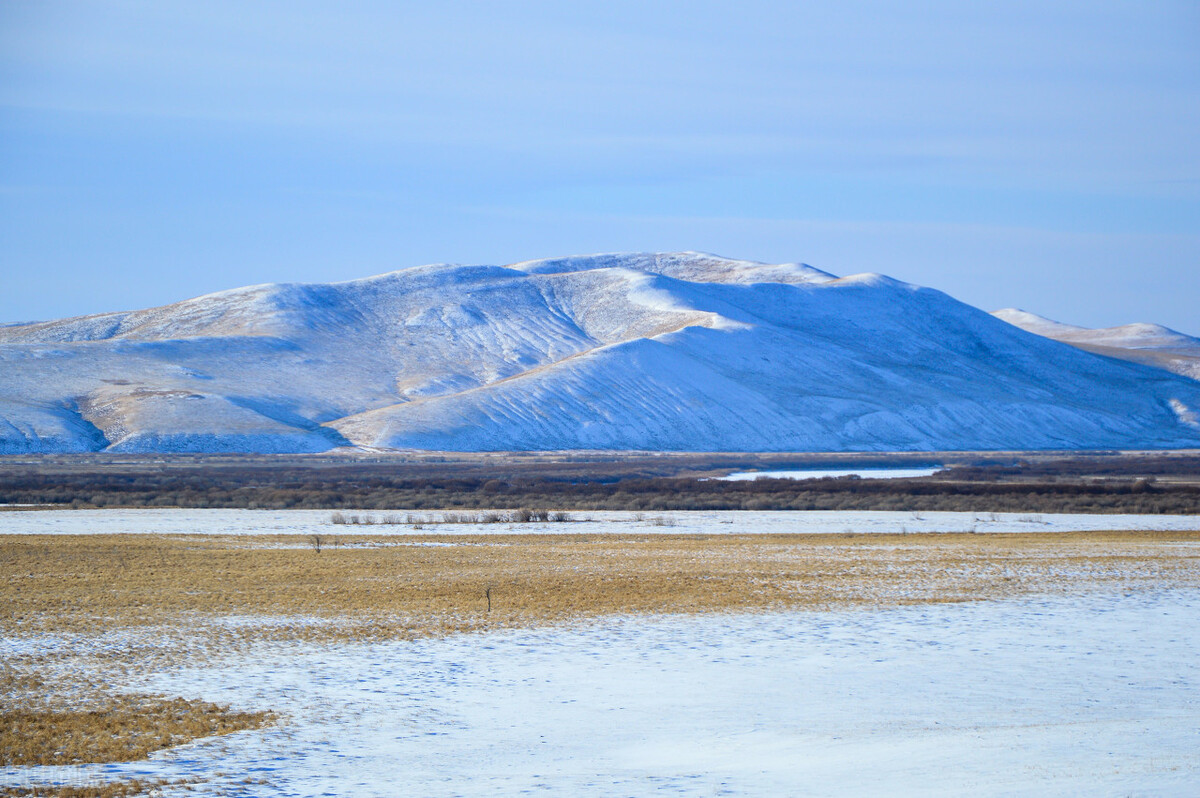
[2,252,1200,453]
[993,308,1200,382]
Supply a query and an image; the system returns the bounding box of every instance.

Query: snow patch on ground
[2,507,1199,536]
[4,591,1199,795]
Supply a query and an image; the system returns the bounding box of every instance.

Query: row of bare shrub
[330,509,573,526]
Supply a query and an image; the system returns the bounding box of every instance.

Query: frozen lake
[1,506,1197,536]
[6,590,1199,796]
[718,467,943,480]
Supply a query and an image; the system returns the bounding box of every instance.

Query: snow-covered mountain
[3,252,1200,453]
[993,309,1200,382]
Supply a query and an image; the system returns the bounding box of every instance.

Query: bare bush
[442,512,483,524]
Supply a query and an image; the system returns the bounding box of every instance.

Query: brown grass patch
[0,695,273,766]
[3,530,1199,638]
[0,780,178,798]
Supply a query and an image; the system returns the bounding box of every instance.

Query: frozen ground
[1,506,1198,536]
[4,590,1199,796]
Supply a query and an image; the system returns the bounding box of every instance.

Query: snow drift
[3,252,1199,453]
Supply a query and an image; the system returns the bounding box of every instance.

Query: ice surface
[718,467,943,480]
[1,507,1198,536]
[5,591,1199,795]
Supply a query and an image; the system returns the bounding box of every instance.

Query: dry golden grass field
[3,529,1199,795]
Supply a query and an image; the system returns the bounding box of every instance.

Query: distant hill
[992,308,1200,382]
[2,252,1199,453]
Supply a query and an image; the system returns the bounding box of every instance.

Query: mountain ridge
[3,252,1199,453]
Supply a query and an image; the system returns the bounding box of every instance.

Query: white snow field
[3,507,1200,535]
[994,307,1200,382]
[3,252,1200,453]
[4,591,1199,796]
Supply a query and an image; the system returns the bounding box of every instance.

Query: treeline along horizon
[0,457,1197,514]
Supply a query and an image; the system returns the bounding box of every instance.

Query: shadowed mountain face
[2,252,1199,453]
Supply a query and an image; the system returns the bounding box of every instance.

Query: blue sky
[2,1,1198,334]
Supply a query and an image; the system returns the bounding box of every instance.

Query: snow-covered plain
[2,507,1199,535]
[4,252,1200,453]
[5,591,1199,796]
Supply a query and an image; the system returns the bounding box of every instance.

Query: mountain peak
[992,308,1087,334]
[507,251,836,285]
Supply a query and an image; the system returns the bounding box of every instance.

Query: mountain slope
[2,252,1199,453]
[993,309,1200,382]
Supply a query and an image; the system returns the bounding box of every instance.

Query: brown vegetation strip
[3,531,1199,638]
[2,452,1199,513]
